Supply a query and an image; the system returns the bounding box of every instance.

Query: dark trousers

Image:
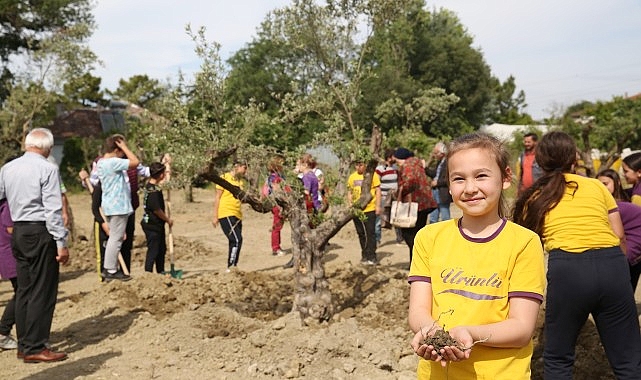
[95,220,108,278]
[143,228,166,274]
[544,248,641,379]
[400,208,430,266]
[353,211,377,262]
[0,277,17,335]
[220,216,242,267]
[120,213,135,272]
[12,223,59,355]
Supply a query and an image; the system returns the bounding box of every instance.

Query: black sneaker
[102,270,132,282]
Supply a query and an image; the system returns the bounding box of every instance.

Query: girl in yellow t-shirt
[409,132,546,380]
[513,131,641,379]
[212,161,247,271]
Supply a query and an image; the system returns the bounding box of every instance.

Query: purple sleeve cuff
[408,275,431,284]
[508,291,543,303]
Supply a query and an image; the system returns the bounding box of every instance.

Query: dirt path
[0,187,638,379]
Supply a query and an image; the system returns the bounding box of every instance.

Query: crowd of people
[1,128,641,377]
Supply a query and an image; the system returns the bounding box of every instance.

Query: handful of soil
[422,329,464,351]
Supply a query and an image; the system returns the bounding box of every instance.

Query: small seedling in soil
[422,328,465,351]
[421,309,490,352]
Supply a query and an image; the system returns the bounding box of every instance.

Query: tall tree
[559,96,641,172]
[63,72,104,106]
[487,75,534,125]
[362,3,494,136]
[107,74,168,111]
[0,0,94,101]
[228,0,456,322]
[0,9,97,163]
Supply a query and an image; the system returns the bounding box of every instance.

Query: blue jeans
[429,189,451,223]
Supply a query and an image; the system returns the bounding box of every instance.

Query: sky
[90,0,641,121]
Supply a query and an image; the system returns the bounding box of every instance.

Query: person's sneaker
[273,249,287,257]
[0,334,17,350]
[361,260,378,266]
[283,258,294,269]
[102,270,131,282]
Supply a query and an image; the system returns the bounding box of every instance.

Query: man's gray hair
[25,128,54,151]
[435,141,447,154]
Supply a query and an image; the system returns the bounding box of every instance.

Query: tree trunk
[289,202,334,324]
[183,184,193,203]
[198,127,382,324]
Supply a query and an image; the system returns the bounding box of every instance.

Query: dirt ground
[1,187,640,379]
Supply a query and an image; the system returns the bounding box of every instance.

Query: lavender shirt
[617,201,641,266]
[0,199,16,279]
[301,171,321,210]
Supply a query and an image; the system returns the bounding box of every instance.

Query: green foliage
[59,137,85,190]
[0,81,59,163]
[63,72,104,106]
[0,0,97,164]
[362,3,494,135]
[106,75,168,111]
[385,128,439,159]
[487,75,534,125]
[129,26,261,190]
[0,0,95,98]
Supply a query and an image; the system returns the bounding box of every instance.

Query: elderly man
[0,128,69,362]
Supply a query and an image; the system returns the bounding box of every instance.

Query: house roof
[49,108,126,139]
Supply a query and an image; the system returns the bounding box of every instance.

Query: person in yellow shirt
[347,160,381,265]
[409,133,545,379]
[514,131,641,379]
[212,160,247,272]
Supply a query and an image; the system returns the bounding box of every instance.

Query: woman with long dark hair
[513,131,641,379]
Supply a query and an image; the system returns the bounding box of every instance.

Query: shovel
[166,188,182,279]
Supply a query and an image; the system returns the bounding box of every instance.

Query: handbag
[390,187,418,228]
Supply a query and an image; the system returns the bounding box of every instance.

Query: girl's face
[448,147,511,218]
[622,163,640,185]
[597,175,615,195]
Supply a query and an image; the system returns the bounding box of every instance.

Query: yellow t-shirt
[215,172,244,219]
[409,218,546,380]
[347,171,380,213]
[543,173,619,253]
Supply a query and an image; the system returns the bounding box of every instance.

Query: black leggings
[220,216,242,268]
[544,247,641,379]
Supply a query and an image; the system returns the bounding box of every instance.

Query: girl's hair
[299,153,316,168]
[104,134,125,153]
[267,156,283,173]
[597,168,630,201]
[446,132,512,217]
[623,152,641,172]
[512,131,578,236]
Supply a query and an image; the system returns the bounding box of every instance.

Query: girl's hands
[411,326,472,367]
